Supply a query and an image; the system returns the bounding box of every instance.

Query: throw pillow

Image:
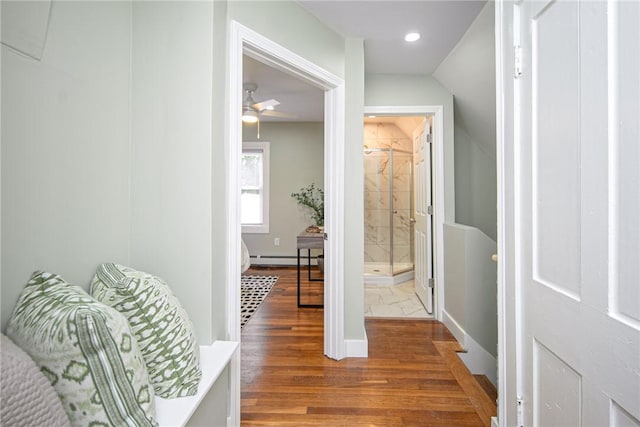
[6,271,157,427]
[1,334,71,427]
[91,263,201,399]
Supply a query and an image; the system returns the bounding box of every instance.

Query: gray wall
[344,38,365,342]
[443,222,497,383]
[1,1,132,329]
[454,125,497,241]
[241,122,324,263]
[130,1,216,343]
[432,2,497,240]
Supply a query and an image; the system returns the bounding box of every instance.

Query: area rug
[241,275,278,329]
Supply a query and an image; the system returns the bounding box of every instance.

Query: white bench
[156,341,239,427]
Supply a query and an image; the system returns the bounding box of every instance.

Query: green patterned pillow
[91,263,201,399]
[6,271,157,427]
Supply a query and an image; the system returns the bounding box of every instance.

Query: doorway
[363,115,436,319]
[226,18,346,355]
[363,107,445,320]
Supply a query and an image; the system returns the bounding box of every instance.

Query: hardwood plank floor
[241,267,496,426]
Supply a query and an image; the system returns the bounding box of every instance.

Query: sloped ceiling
[432,2,496,155]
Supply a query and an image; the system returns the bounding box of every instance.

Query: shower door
[391,150,414,276]
[364,150,392,276]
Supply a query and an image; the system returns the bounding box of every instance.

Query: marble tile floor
[365,279,432,318]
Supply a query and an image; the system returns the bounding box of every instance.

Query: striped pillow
[91,264,201,399]
[6,271,157,427]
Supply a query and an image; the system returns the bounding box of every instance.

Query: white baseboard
[491,416,499,427]
[441,310,497,387]
[442,309,466,346]
[345,331,368,358]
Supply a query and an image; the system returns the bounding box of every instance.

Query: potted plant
[291,183,324,228]
[291,183,324,272]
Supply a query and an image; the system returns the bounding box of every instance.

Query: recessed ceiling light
[405,32,420,42]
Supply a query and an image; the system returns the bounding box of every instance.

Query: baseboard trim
[442,309,466,346]
[345,331,368,358]
[441,310,497,387]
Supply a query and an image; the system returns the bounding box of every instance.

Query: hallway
[241,267,496,426]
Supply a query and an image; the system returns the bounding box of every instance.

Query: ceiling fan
[242,83,296,138]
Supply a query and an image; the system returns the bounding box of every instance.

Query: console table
[297,231,324,308]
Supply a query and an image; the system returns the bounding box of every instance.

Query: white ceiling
[298,0,487,75]
[243,1,487,122]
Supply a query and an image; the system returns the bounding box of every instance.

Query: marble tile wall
[364,123,414,270]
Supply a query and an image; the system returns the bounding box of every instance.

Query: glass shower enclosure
[363,146,414,283]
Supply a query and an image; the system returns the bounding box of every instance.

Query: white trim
[156,342,239,427]
[323,84,347,360]
[495,1,517,425]
[226,20,243,427]
[364,270,414,286]
[364,105,446,322]
[442,309,466,346]
[442,310,498,388]
[227,20,346,424]
[458,334,498,388]
[345,331,369,358]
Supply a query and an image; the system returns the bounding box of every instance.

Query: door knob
[409,218,416,223]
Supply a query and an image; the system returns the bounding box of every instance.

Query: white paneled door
[413,119,434,314]
[515,1,639,425]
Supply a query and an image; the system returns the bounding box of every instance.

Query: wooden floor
[241,267,497,426]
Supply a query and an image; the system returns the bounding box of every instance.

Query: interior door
[413,118,434,314]
[515,1,640,425]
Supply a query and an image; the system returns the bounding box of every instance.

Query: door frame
[364,106,445,320]
[495,1,519,426]
[226,20,346,426]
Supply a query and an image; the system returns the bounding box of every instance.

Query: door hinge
[428,278,435,288]
[426,133,432,144]
[514,45,523,78]
[323,232,328,240]
[516,396,524,427]
[427,205,433,215]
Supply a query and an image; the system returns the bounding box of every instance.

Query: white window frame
[241,141,270,234]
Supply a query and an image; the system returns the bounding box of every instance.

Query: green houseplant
[291,183,324,227]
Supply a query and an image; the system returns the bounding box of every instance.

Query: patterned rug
[241,275,278,329]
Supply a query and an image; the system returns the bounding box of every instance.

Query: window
[241,142,270,233]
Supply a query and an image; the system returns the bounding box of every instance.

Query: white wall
[241,122,324,262]
[1,1,132,329]
[130,1,215,343]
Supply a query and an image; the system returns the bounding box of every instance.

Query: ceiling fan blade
[261,110,298,119]
[252,99,280,111]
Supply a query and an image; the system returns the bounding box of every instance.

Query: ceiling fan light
[242,109,258,123]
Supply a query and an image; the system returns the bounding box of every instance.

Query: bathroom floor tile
[364,280,431,319]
